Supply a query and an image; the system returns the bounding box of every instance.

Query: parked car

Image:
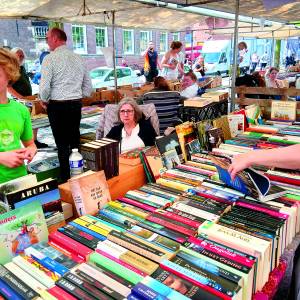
[90,66,140,89]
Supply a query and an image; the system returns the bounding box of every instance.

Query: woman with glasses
[106,98,157,153]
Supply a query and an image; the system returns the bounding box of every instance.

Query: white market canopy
[0,0,207,31]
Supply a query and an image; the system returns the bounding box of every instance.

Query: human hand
[228,153,252,180]
[39,101,48,111]
[0,149,27,168]
[23,146,37,163]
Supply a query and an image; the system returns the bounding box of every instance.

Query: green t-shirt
[0,99,33,183]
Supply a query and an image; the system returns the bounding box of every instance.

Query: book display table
[178,99,228,122]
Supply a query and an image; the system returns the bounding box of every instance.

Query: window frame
[123,29,135,55]
[140,30,152,54]
[160,32,168,54]
[172,32,180,42]
[71,24,87,54]
[95,26,108,54]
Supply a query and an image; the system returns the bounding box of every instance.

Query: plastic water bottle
[69,148,84,177]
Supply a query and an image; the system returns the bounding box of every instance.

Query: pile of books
[80,138,119,179]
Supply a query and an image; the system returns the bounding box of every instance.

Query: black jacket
[106,116,157,147]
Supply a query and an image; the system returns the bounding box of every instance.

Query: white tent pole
[112,10,118,102]
[230,0,240,112]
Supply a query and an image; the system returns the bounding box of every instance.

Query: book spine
[82,215,125,232]
[63,272,112,300]
[24,247,69,276]
[237,201,288,219]
[0,265,39,300]
[117,197,157,212]
[166,207,206,224]
[107,201,149,219]
[171,202,220,222]
[139,187,178,201]
[188,237,254,268]
[124,193,163,208]
[69,221,107,241]
[89,253,143,285]
[72,218,110,237]
[146,215,196,236]
[99,240,158,275]
[12,256,55,288]
[152,267,221,300]
[0,278,23,300]
[58,226,99,250]
[97,208,135,227]
[131,283,168,300]
[55,278,96,300]
[95,213,130,230]
[76,263,131,296]
[107,231,167,263]
[95,249,147,277]
[48,231,92,262]
[160,260,230,300]
[47,286,77,300]
[126,191,171,206]
[73,268,126,300]
[138,221,187,244]
[155,209,201,228]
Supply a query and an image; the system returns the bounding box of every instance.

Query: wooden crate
[235,87,300,120]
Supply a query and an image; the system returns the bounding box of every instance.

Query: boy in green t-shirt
[0,48,37,184]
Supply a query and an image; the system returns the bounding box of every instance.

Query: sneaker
[35,140,49,149]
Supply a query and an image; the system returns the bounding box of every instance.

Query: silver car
[90,66,140,89]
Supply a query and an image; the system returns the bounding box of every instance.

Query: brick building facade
[0,19,186,71]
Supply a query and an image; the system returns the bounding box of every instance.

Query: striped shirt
[39,45,92,102]
[142,90,181,135]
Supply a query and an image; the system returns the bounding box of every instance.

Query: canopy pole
[230,0,240,112]
[112,10,118,102]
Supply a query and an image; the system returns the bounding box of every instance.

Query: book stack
[80,138,119,179]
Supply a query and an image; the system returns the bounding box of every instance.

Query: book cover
[271,101,296,122]
[69,171,111,216]
[211,155,286,201]
[0,202,48,264]
[140,146,164,180]
[227,114,244,137]
[156,132,183,160]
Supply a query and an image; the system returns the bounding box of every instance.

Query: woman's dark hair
[252,71,266,87]
[154,76,171,91]
[170,41,182,50]
[184,70,197,82]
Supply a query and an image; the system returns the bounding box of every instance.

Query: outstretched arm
[228,144,300,179]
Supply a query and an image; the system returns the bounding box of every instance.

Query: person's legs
[68,101,82,151]
[47,101,72,183]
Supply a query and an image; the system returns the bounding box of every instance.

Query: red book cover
[48,231,92,262]
[117,197,157,212]
[155,210,201,228]
[265,174,300,186]
[48,286,77,300]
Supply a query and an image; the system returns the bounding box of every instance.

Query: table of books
[2,120,300,300]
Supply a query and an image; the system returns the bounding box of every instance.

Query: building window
[172,32,180,41]
[123,29,134,55]
[140,31,151,53]
[95,27,108,54]
[160,32,168,54]
[32,26,48,39]
[72,25,87,54]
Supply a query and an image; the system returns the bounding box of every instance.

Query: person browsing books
[106,98,157,153]
[265,67,286,88]
[0,48,37,183]
[228,144,300,180]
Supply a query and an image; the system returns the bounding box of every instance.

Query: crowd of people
[1,30,299,185]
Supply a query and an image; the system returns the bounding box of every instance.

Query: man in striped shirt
[39,28,92,182]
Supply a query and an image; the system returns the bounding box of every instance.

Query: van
[200,40,231,76]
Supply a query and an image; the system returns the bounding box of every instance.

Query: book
[0,264,39,299]
[227,114,244,137]
[0,278,23,300]
[69,170,111,216]
[0,201,48,264]
[162,149,181,170]
[271,101,296,122]
[155,132,183,161]
[211,156,286,202]
[48,286,77,300]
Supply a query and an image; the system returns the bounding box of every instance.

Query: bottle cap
[72,148,78,153]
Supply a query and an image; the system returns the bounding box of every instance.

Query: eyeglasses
[120,109,134,115]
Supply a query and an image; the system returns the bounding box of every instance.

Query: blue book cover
[0,278,23,300]
[132,282,168,300]
[69,221,106,241]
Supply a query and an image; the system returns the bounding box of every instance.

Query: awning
[0,0,206,31]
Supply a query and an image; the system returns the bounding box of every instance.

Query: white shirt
[181,83,198,98]
[121,124,145,153]
[39,45,92,102]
